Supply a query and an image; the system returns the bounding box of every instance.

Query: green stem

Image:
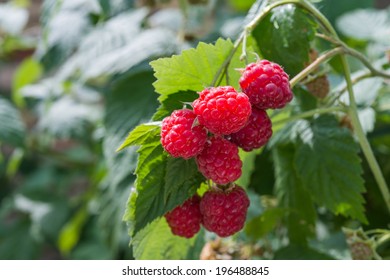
[376,233,390,248]
[340,55,390,215]
[365,229,390,236]
[210,33,244,87]
[212,0,312,87]
[272,106,346,126]
[290,47,344,88]
[211,0,390,214]
[343,47,390,79]
[297,0,390,215]
[316,33,390,79]
[327,72,373,106]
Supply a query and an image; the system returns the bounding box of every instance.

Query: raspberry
[192,86,251,135]
[196,137,242,185]
[306,75,330,99]
[349,241,374,260]
[161,109,207,159]
[230,107,272,151]
[343,227,377,260]
[200,185,250,237]
[239,60,293,109]
[165,195,202,238]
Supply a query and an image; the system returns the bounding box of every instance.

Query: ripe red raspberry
[239,60,293,109]
[200,185,250,237]
[230,107,272,151]
[165,195,202,238]
[196,137,242,185]
[161,109,207,159]
[192,86,251,135]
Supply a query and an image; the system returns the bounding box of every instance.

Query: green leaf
[132,218,197,260]
[5,148,24,178]
[248,149,275,195]
[116,123,161,152]
[37,95,100,139]
[358,107,376,134]
[340,77,382,107]
[336,8,390,43]
[292,86,317,114]
[228,0,258,11]
[98,0,132,17]
[274,244,335,260]
[58,207,88,255]
[245,208,285,239]
[0,96,26,147]
[12,58,43,108]
[237,149,260,188]
[150,38,235,96]
[294,115,367,222]
[0,218,40,260]
[124,130,203,235]
[273,145,316,245]
[81,29,177,80]
[103,69,159,190]
[244,0,269,25]
[316,0,373,25]
[164,157,203,203]
[252,5,317,76]
[152,91,198,121]
[38,0,100,70]
[57,9,165,80]
[268,120,305,148]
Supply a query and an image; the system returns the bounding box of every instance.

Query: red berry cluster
[165,185,249,238]
[161,59,292,238]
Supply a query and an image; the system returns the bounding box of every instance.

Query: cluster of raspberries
[161,59,293,238]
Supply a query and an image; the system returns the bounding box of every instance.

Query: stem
[340,55,390,215]
[272,106,346,126]
[178,0,189,42]
[245,0,334,34]
[210,33,244,87]
[210,1,390,215]
[376,233,390,248]
[240,32,248,63]
[316,33,390,80]
[343,47,390,80]
[212,0,316,87]
[365,229,390,236]
[290,47,344,88]
[327,72,373,105]
[297,0,390,215]
[301,68,329,84]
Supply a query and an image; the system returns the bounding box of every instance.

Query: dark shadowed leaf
[274,244,335,260]
[0,96,26,147]
[272,145,316,245]
[294,115,367,222]
[252,5,317,76]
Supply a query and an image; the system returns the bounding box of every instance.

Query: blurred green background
[0,0,389,260]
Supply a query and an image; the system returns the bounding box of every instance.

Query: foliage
[1,0,390,260]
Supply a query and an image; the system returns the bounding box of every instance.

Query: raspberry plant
[1,0,390,260]
[117,0,390,260]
